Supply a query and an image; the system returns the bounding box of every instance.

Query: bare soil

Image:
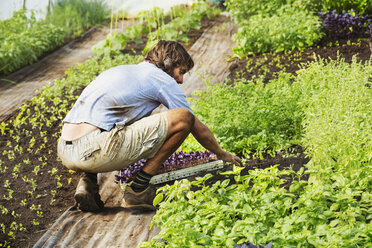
[0,14,371,248]
[227,37,372,84]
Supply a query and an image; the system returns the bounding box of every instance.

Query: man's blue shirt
[63,61,193,131]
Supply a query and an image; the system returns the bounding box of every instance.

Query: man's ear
[164,57,172,69]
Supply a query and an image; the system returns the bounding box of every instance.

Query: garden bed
[228,36,371,84]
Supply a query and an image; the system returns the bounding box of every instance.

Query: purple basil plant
[233,241,273,248]
[318,9,372,40]
[115,151,216,184]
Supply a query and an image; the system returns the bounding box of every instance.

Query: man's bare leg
[123,108,194,209]
[142,108,195,175]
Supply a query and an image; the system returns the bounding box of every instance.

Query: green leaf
[153,192,163,206]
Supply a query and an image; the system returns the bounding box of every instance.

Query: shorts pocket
[80,144,101,162]
[102,126,124,160]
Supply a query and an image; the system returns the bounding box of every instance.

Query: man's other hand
[217,151,243,166]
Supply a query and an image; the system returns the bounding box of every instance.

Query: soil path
[182,15,237,97]
[33,16,238,248]
[0,21,134,122]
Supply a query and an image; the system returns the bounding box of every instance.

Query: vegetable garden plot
[1,1,371,247]
[227,36,371,85]
[0,53,143,248]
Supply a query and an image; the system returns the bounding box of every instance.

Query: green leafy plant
[46,0,109,38]
[141,166,299,247]
[0,9,65,75]
[191,72,303,157]
[0,0,109,75]
[232,4,323,56]
[226,0,288,23]
[295,55,372,192]
[310,0,372,15]
[95,3,219,56]
[178,134,204,153]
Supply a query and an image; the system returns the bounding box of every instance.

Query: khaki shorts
[57,112,168,173]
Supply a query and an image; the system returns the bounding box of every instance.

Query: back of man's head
[144,40,194,77]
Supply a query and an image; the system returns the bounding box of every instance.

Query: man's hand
[191,117,243,167]
[216,151,243,167]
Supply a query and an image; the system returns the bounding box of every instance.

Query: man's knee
[167,108,195,133]
[179,108,195,128]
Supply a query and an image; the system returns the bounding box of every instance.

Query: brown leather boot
[122,184,157,210]
[74,176,104,212]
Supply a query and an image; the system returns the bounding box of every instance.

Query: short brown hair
[144,40,194,77]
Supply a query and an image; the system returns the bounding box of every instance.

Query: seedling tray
[150,160,224,184]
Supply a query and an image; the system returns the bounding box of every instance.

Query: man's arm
[191,116,242,166]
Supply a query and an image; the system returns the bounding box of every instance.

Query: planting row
[0,0,108,75]
[227,0,372,56]
[93,3,219,56]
